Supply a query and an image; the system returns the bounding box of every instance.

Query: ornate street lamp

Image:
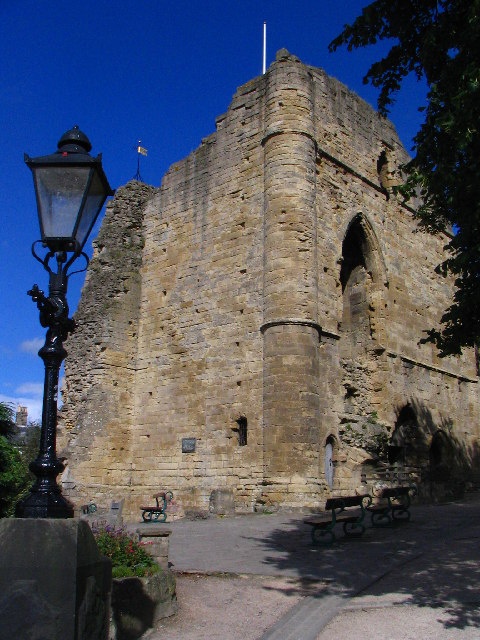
[15,126,113,518]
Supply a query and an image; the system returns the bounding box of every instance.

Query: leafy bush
[0,401,16,440]
[0,436,31,517]
[0,401,44,517]
[93,525,160,578]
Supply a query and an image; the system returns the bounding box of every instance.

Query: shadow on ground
[239,498,480,630]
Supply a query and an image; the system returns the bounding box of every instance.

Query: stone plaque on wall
[182,438,196,453]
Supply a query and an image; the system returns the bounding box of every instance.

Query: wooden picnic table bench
[140,491,173,523]
[367,486,416,527]
[304,494,371,545]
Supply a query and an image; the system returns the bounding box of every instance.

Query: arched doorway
[339,215,387,415]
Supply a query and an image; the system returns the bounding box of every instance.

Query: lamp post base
[15,489,74,519]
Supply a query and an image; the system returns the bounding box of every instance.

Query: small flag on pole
[134,140,147,181]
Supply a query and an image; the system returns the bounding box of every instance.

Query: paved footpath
[146,495,480,639]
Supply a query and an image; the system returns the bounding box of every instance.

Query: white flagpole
[263,21,267,74]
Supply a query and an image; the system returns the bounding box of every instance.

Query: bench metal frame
[304,495,371,545]
[367,486,416,527]
[140,491,173,523]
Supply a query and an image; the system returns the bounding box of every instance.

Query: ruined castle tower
[59,51,480,518]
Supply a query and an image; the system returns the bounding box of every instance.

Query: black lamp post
[15,126,113,518]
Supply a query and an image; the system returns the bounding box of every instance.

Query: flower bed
[91,524,177,639]
[93,524,159,578]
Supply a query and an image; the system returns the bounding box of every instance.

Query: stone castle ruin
[59,50,480,519]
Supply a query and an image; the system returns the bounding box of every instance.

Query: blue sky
[0,1,426,422]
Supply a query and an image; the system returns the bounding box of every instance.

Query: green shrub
[93,525,160,578]
[0,436,31,517]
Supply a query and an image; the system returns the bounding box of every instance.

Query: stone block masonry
[59,50,480,520]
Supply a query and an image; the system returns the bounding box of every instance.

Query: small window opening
[377,150,391,198]
[236,417,248,446]
[340,223,367,292]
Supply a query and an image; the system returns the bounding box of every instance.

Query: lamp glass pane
[34,166,92,240]
[74,170,107,249]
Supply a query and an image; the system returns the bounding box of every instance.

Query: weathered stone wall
[128,85,266,512]
[59,182,156,507]
[59,50,479,519]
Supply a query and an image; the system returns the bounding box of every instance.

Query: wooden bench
[304,495,371,545]
[367,486,415,527]
[140,491,173,523]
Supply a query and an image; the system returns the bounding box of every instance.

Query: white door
[325,442,334,488]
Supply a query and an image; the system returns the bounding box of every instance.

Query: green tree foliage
[0,441,31,518]
[0,402,37,517]
[329,0,480,356]
[0,402,14,423]
[0,401,15,439]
